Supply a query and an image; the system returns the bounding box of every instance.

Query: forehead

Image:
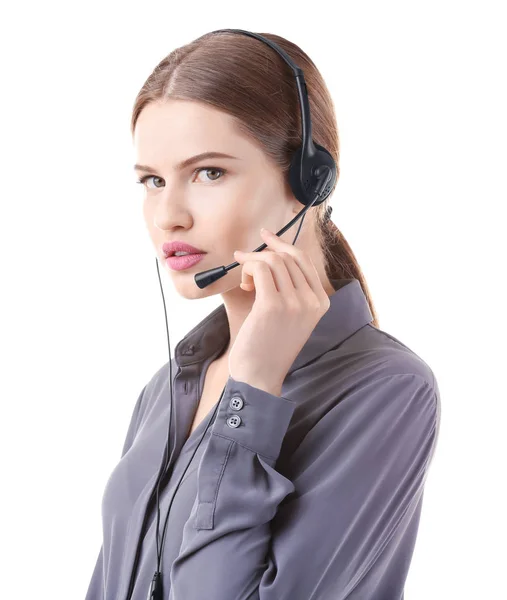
[134,99,244,154]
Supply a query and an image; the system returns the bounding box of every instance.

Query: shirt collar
[174,278,373,374]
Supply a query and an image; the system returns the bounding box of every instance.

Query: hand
[229,227,331,394]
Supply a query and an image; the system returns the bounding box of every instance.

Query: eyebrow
[133,151,240,173]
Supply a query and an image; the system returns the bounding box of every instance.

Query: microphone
[194,165,332,289]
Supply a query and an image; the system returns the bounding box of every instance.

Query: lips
[165,252,205,271]
[162,241,206,257]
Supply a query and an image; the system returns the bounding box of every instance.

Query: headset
[125,28,337,600]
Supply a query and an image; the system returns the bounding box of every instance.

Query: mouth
[165,250,206,257]
[165,252,206,271]
[162,241,207,258]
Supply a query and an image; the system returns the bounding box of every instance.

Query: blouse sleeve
[168,372,440,600]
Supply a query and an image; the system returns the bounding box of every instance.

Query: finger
[234,251,256,290]
[276,252,312,292]
[259,228,328,303]
[235,250,297,295]
[238,260,279,299]
[241,250,310,295]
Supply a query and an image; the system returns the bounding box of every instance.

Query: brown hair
[130,30,379,327]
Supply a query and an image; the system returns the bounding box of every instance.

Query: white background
[1,1,505,598]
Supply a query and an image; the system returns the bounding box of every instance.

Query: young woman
[85,30,441,600]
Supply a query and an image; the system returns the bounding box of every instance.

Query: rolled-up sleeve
[169,372,440,600]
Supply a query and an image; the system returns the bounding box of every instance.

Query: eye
[194,167,226,183]
[136,167,226,189]
[136,175,165,189]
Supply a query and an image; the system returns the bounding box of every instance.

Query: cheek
[221,199,269,250]
[141,204,157,239]
[142,198,153,222]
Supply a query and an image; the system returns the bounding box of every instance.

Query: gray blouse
[84,278,441,600]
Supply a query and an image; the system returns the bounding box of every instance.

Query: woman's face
[133,99,301,299]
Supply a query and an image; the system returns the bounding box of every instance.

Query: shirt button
[229,396,244,410]
[226,415,242,428]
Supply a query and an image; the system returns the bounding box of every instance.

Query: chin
[171,275,217,300]
[173,272,243,300]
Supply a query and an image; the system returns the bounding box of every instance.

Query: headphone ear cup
[288,142,337,207]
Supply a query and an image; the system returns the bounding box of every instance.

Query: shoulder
[325,322,439,392]
[309,324,441,454]
[366,323,438,388]
[288,326,441,490]
[314,323,441,434]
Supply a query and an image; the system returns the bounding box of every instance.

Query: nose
[151,192,192,232]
